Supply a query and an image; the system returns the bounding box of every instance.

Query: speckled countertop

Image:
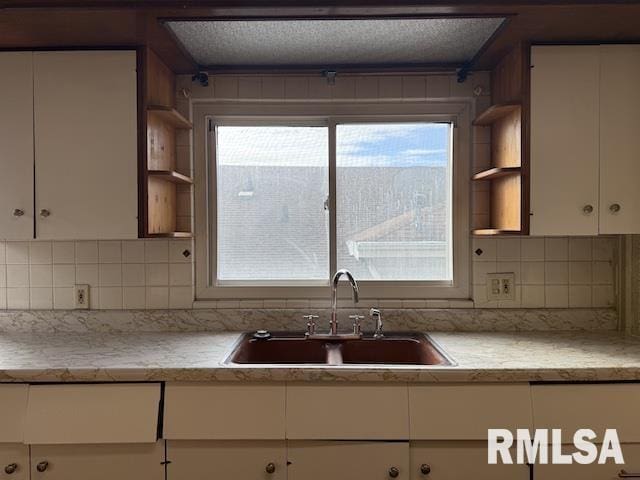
[0,330,639,383]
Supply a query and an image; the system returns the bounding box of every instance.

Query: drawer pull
[420,464,431,475]
[388,466,400,478]
[4,463,17,474]
[12,209,24,217]
[36,461,48,473]
[265,463,276,474]
[619,470,640,478]
[583,204,594,214]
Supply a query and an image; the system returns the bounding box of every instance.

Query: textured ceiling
[166,17,505,68]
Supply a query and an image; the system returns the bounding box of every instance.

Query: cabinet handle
[4,463,17,474]
[420,464,431,475]
[582,204,594,214]
[619,471,640,478]
[610,203,621,213]
[265,463,276,474]
[388,466,400,478]
[39,209,51,218]
[12,209,24,217]
[36,461,48,472]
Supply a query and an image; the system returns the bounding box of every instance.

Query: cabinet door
[33,51,138,240]
[166,440,286,480]
[530,46,600,235]
[31,443,164,480]
[0,444,29,480]
[599,45,640,234]
[410,442,529,480]
[536,443,640,480]
[0,52,34,240]
[287,441,410,480]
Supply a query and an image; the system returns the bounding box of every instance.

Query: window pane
[336,123,452,281]
[216,126,329,282]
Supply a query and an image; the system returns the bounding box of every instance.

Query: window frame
[193,101,471,300]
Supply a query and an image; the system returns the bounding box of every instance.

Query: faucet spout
[330,269,359,335]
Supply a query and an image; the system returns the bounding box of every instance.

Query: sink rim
[223,331,457,367]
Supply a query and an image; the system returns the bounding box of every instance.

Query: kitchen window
[193,103,470,300]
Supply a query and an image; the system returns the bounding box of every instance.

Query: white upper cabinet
[530,45,600,236]
[0,52,35,240]
[33,50,138,240]
[530,44,640,235]
[599,45,640,234]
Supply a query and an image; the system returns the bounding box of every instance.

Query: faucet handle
[349,314,365,335]
[303,314,319,336]
[370,308,384,338]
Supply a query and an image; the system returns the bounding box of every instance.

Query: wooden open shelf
[472,229,521,235]
[147,105,192,129]
[148,170,193,185]
[473,103,521,126]
[139,48,193,239]
[472,166,521,181]
[146,232,193,238]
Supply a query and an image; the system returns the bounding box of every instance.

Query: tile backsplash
[0,239,193,310]
[472,236,617,308]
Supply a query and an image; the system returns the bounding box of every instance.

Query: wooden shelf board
[148,170,193,185]
[472,229,521,236]
[146,232,193,238]
[147,105,192,129]
[473,103,521,126]
[472,167,521,181]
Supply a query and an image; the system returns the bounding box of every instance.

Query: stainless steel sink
[225,332,455,366]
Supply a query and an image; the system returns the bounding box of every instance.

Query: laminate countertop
[0,330,638,383]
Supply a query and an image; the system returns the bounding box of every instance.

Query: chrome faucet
[330,269,359,335]
[370,308,384,338]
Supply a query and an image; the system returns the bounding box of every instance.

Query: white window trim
[193,101,471,300]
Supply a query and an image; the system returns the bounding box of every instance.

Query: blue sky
[217,123,451,167]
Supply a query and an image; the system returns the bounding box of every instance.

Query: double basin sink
[226,332,454,366]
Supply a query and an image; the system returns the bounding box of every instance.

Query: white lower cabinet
[0,444,29,480]
[30,443,164,480]
[166,440,286,480]
[287,441,410,480]
[410,442,529,480]
[535,443,640,479]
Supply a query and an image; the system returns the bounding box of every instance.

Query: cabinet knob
[610,203,621,213]
[36,461,48,472]
[388,466,400,478]
[4,463,17,474]
[39,209,51,218]
[12,209,24,217]
[582,204,594,214]
[265,463,276,474]
[420,464,431,475]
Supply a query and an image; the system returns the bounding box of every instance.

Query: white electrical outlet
[486,273,515,301]
[74,284,90,309]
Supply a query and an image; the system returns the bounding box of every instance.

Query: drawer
[163,383,286,440]
[535,442,640,480]
[0,443,29,480]
[167,440,286,480]
[287,441,410,480]
[409,383,532,440]
[0,385,28,442]
[532,384,640,442]
[31,442,164,480]
[286,384,409,440]
[410,442,529,480]
[24,383,161,444]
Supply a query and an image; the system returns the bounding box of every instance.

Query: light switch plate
[486,273,515,301]
[74,284,90,309]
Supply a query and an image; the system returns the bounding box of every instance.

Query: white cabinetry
[530,44,640,235]
[0,53,34,240]
[0,50,138,240]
